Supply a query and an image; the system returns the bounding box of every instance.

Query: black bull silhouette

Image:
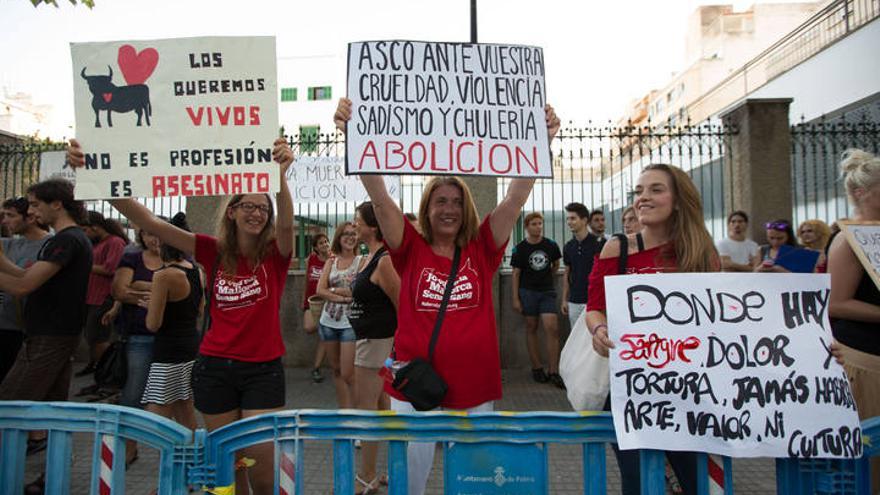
[81,66,152,128]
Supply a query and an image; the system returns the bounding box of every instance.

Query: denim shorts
[119,335,155,408]
[318,323,356,342]
[518,288,558,316]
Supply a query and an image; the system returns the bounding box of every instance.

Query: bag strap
[613,233,644,275]
[427,246,462,362]
[635,232,645,252]
[200,253,220,339]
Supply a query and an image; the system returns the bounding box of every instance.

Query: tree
[30,0,95,7]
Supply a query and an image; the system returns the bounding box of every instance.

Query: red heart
[102,93,113,103]
[117,45,159,85]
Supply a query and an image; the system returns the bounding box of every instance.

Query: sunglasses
[765,221,789,230]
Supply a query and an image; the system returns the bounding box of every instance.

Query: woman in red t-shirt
[68,138,294,495]
[335,98,560,495]
[302,233,330,383]
[586,164,718,495]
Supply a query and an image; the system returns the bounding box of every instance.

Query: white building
[276,54,345,148]
[0,90,64,140]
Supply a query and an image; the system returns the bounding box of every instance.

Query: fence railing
[1,401,878,494]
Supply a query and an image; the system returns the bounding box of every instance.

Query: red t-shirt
[586,244,677,312]
[195,234,291,362]
[86,235,127,305]
[302,252,326,309]
[386,216,507,409]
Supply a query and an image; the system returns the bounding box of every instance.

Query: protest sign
[839,221,880,291]
[39,151,76,184]
[287,156,398,204]
[605,273,862,458]
[70,36,279,200]
[346,41,551,178]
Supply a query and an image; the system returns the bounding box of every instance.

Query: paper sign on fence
[288,156,398,204]
[346,41,551,178]
[70,36,279,200]
[605,273,862,458]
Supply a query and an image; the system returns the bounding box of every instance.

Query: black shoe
[24,473,45,495]
[548,373,566,390]
[75,384,100,397]
[531,368,549,383]
[311,368,324,383]
[74,362,96,377]
[26,438,47,456]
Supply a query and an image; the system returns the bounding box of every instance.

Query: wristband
[590,324,607,336]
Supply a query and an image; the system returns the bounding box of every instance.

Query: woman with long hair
[798,219,832,272]
[302,232,330,383]
[755,219,797,272]
[334,98,560,495]
[315,221,362,409]
[68,137,294,495]
[621,205,641,235]
[586,163,719,495]
[828,149,880,489]
[349,201,400,494]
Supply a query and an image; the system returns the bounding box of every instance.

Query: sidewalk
[22,363,778,494]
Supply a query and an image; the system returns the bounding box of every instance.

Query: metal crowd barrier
[1,401,877,494]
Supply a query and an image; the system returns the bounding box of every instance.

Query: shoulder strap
[635,232,645,252]
[614,233,630,275]
[200,254,220,337]
[427,246,462,362]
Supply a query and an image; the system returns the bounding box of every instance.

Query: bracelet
[590,324,607,336]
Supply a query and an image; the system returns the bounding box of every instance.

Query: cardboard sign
[70,36,279,199]
[605,273,862,458]
[839,221,880,291]
[287,156,398,204]
[346,41,551,178]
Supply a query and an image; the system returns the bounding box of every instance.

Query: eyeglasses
[232,202,270,215]
[765,221,789,230]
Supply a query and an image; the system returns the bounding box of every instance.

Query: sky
[0,0,810,139]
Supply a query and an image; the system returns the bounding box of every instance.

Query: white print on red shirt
[214,265,269,310]
[308,265,322,282]
[415,258,480,312]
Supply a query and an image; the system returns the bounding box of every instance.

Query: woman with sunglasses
[755,219,798,273]
[67,138,294,495]
[316,221,363,409]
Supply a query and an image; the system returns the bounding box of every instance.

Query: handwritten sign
[605,273,862,458]
[346,41,551,178]
[39,151,76,184]
[839,221,880,291]
[70,36,279,199]
[287,156,398,204]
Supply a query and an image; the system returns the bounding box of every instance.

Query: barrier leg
[91,433,125,495]
[332,439,355,495]
[583,442,606,495]
[0,428,27,495]
[277,439,296,495]
[640,449,665,495]
[776,458,803,495]
[45,430,73,495]
[387,440,408,495]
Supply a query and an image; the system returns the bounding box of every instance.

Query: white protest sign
[39,151,76,184]
[839,221,880,291]
[605,273,862,458]
[71,36,279,199]
[288,156,398,204]
[346,41,551,178]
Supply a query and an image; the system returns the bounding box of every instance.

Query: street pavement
[22,363,778,494]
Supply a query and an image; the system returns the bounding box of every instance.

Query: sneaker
[74,362,96,378]
[311,368,324,383]
[531,368,549,383]
[548,373,566,390]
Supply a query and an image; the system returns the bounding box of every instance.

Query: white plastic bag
[559,314,610,411]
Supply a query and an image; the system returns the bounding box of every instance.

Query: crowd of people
[0,100,876,494]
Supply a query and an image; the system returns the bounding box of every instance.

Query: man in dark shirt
[561,203,605,328]
[0,179,93,408]
[511,212,564,388]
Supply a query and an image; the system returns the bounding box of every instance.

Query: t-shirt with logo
[510,237,561,292]
[195,234,291,362]
[302,252,325,310]
[386,215,507,410]
[0,235,50,332]
[586,244,677,312]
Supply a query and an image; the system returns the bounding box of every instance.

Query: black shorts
[191,355,286,414]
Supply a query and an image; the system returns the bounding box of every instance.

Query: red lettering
[516,146,539,174]
[186,107,204,125]
[618,333,701,369]
[457,141,475,173]
[215,173,228,195]
[250,106,261,125]
[359,141,380,170]
[185,106,261,126]
[181,174,193,196]
[216,106,231,125]
[386,141,406,170]
[233,106,245,125]
[166,175,180,196]
[257,173,270,192]
[231,173,242,194]
[152,176,166,196]
[193,174,205,196]
[409,142,427,171]
[243,172,255,191]
[489,143,512,174]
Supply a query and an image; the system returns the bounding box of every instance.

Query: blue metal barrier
[0,401,194,495]
[2,402,877,494]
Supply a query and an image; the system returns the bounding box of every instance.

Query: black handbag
[392,246,461,411]
[94,339,127,389]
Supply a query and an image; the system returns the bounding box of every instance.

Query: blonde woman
[798,219,831,272]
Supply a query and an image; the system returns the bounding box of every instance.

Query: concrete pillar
[720,99,793,242]
[185,196,226,236]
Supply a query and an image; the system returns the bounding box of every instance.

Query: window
[280,87,297,102]
[308,86,332,101]
[299,125,320,154]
